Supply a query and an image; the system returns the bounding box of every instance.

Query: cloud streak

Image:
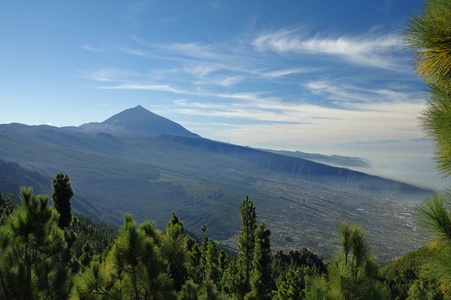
[79,24,424,153]
[252,28,406,71]
[80,44,105,52]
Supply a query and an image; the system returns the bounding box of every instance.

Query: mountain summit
[78,105,199,138]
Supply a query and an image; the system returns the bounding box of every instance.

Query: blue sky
[0,0,444,188]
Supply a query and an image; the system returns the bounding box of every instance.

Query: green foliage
[0,187,72,299]
[378,246,444,299]
[273,267,305,300]
[402,0,451,185]
[328,223,389,300]
[0,189,17,223]
[417,193,451,242]
[161,212,188,291]
[0,183,415,299]
[411,193,451,297]
[402,1,451,298]
[70,213,118,264]
[304,274,328,300]
[205,239,221,284]
[237,196,257,297]
[178,279,199,300]
[73,214,175,299]
[403,0,451,88]
[421,86,451,176]
[52,173,74,229]
[79,242,94,268]
[246,222,272,300]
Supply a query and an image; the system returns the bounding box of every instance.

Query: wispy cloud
[195,75,246,87]
[78,25,424,151]
[126,1,149,24]
[165,79,425,149]
[132,38,224,61]
[99,83,190,94]
[304,80,424,107]
[261,68,319,78]
[98,81,277,103]
[78,68,138,82]
[118,46,149,57]
[80,44,105,52]
[252,28,406,71]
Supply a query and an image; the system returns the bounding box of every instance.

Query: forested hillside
[0,178,406,299]
[0,175,443,299]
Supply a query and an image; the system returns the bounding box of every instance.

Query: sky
[0,0,446,189]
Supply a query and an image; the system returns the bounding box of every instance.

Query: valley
[0,106,433,263]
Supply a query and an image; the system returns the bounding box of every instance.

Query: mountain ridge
[0,106,433,262]
[66,105,199,138]
[0,157,100,218]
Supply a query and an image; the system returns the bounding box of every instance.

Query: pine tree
[0,190,16,223]
[161,211,188,291]
[416,194,451,296]
[0,187,72,299]
[52,173,74,229]
[403,1,451,296]
[179,279,199,300]
[79,241,94,268]
[237,196,257,297]
[403,0,451,89]
[185,235,201,283]
[272,267,304,300]
[205,239,221,285]
[406,280,428,300]
[197,224,222,298]
[74,214,175,299]
[328,223,389,300]
[221,257,243,297]
[199,224,209,281]
[304,275,328,300]
[246,222,272,300]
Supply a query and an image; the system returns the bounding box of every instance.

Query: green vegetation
[3,0,451,298]
[379,245,443,299]
[327,223,389,299]
[0,187,72,299]
[52,172,74,229]
[0,174,444,299]
[0,178,397,299]
[403,0,451,298]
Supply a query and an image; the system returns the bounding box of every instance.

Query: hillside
[0,158,100,217]
[65,105,199,138]
[265,149,371,169]
[0,106,433,262]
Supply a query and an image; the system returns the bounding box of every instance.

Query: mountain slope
[0,107,433,262]
[68,105,199,137]
[0,157,100,217]
[265,149,371,169]
[158,134,430,199]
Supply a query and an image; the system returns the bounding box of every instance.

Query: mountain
[67,105,199,138]
[265,149,371,169]
[0,107,433,262]
[0,158,100,218]
[158,134,428,198]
